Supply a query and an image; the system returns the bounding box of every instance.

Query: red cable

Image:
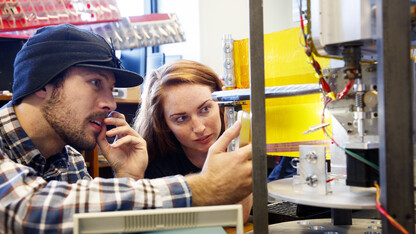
[300,11,309,48]
[336,79,354,100]
[313,60,321,71]
[375,183,409,234]
[326,174,346,183]
[320,78,331,93]
[300,8,332,95]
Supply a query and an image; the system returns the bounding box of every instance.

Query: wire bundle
[299,1,355,102]
[374,183,409,234]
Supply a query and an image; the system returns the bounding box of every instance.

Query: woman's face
[162,83,221,157]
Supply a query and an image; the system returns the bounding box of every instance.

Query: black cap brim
[76,63,143,88]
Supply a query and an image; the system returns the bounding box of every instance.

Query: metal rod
[248,0,268,233]
[212,83,321,101]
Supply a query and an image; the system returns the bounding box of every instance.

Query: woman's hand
[97,111,148,180]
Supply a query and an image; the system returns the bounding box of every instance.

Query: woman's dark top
[144,148,202,179]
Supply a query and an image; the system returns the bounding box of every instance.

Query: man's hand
[97,111,148,180]
[186,121,253,206]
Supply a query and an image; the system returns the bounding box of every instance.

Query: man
[0,24,252,233]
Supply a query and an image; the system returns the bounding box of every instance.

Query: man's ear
[34,86,49,99]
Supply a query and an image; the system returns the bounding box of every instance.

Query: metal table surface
[246,218,382,234]
[268,178,376,210]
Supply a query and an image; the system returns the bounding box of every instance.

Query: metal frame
[376,0,415,233]
[248,0,268,233]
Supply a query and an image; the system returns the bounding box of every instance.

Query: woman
[133,59,252,221]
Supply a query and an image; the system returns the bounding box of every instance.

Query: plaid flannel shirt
[0,102,192,234]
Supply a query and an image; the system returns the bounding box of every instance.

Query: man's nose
[100,91,117,111]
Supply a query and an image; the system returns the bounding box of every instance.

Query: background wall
[158,0,300,76]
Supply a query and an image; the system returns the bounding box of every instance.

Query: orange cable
[374,183,409,234]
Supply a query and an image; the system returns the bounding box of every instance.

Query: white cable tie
[303,122,330,135]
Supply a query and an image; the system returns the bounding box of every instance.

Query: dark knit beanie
[12,24,143,104]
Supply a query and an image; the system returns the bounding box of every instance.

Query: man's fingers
[104,117,127,127]
[97,124,111,154]
[107,111,126,120]
[239,143,253,160]
[209,121,241,154]
[106,125,138,138]
[97,124,107,144]
[111,135,146,149]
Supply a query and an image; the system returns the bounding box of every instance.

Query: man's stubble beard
[41,88,98,151]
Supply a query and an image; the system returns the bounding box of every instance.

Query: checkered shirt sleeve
[0,102,192,233]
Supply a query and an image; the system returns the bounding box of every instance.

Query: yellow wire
[374,183,409,234]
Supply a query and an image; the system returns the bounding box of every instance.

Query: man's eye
[91,79,101,86]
